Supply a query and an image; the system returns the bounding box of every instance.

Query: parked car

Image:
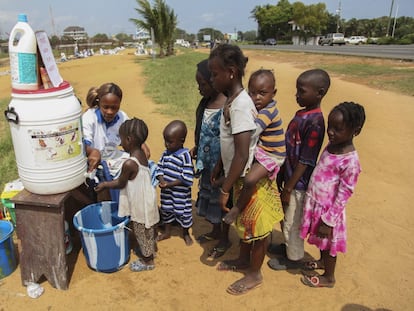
[264,38,277,45]
[319,33,345,46]
[345,36,368,45]
[318,36,325,45]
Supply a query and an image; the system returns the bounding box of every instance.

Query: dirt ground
[0,48,413,311]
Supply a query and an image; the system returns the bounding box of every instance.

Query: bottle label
[10,52,37,84]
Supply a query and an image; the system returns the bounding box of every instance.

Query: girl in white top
[83,82,151,170]
[209,44,265,295]
[82,82,151,200]
[82,82,128,172]
[95,118,159,272]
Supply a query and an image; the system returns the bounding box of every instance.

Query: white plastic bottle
[8,13,39,91]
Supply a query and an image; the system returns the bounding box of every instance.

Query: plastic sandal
[301,275,335,288]
[129,259,154,272]
[208,242,232,259]
[303,260,324,271]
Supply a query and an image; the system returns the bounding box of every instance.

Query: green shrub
[377,36,396,44]
[401,33,414,44]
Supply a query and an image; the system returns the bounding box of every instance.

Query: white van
[320,33,345,46]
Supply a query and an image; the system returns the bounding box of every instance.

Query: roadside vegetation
[253,50,414,96]
[320,62,414,96]
[250,0,414,45]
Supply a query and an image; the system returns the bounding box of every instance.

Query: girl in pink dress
[300,102,366,288]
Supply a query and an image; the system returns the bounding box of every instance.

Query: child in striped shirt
[155,120,194,246]
[224,69,285,224]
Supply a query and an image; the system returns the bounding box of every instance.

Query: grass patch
[0,98,19,193]
[255,51,414,96]
[319,63,414,96]
[139,50,207,128]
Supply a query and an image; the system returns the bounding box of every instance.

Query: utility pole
[49,5,57,36]
[386,0,395,37]
[336,0,342,33]
[392,3,399,38]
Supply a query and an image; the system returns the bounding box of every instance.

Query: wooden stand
[12,187,93,290]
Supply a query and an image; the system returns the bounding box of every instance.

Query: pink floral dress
[300,147,361,256]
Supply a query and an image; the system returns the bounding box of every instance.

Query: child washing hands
[94,118,159,272]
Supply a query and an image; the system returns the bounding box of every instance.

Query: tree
[242,30,258,42]
[292,2,329,40]
[197,28,223,42]
[251,0,292,41]
[91,33,109,43]
[115,33,133,44]
[160,1,177,56]
[249,2,413,44]
[49,35,61,48]
[130,0,177,57]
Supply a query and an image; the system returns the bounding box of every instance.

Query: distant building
[63,26,87,41]
[289,20,318,45]
[135,27,150,40]
[224,33,238,41]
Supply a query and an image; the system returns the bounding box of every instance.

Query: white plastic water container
[5,82,87,194]
[8,13,39,91]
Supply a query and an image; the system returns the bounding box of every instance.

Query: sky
[0,0,413,38]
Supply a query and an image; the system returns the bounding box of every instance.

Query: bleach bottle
[8,13,39,91]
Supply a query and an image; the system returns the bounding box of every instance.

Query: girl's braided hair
[209,43,248,77]
[119,117,148,145]
[332,102,366,131]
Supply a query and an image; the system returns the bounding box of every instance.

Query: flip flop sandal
[226,282,262,295]
[129,259,155,272]
[208,242,232,259]
[301,275,335,288]
[303,260,324,271]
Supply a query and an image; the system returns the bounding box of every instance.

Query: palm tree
[130,0,177,57]
[161,3,177,56]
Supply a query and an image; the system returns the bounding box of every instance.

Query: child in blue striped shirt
[155,120,194,246]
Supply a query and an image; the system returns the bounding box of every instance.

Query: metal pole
[392,4,399,38]
[386,0,395,37]
[151,27,155,60]
[336,0,342,32]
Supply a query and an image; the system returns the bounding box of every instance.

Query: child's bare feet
[183,234,193,246]
[156,232,171,241]
[216,259,249,271]
[223,206,239,224]
[226,274,263,295]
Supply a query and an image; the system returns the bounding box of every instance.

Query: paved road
[242,44,414,61]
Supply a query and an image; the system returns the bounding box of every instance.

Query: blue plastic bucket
[0,220,17,279]
[73,201,130,272]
